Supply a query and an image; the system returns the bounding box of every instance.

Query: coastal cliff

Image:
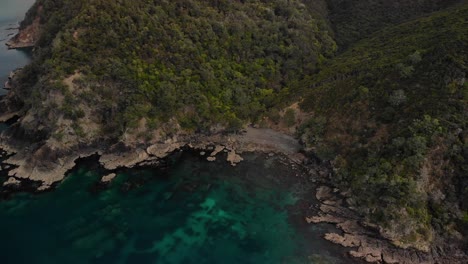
[5,5,42,49]
[1,0,467,263]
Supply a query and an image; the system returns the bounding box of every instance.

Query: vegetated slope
[326,0,463,49]
[299,5,468,250]
[4,0,467,255]
[11,0,335,146]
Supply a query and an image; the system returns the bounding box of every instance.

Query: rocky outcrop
[101,173,116,183]
[306,185,468,264]
[226,150,243,166]
[6,16,41,49]
[1,142,98,190]
[210,145,225,156]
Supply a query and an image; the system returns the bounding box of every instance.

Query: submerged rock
[3,177,21,187]
[101,173,116,183]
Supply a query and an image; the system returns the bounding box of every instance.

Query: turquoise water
[0,152,354,264]
[0,0,35,96]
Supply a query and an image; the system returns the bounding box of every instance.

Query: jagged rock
[226,150,243,166]
[210,145,224,156]
[305,185,463,264]
[6,150,85,187]
[207,156,216,162]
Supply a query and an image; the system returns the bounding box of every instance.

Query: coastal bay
[0,151,357,264]
[0,0,466,263]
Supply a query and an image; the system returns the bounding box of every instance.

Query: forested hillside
[325,0,464,49]
[299,5,468,249]
[14,0,335,142]
[2,0,467,258]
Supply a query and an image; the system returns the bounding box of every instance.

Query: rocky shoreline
[2,117,467,263]
[1,68,467,263]
[0,125,304,189]
[305,185,468,263]
[1,84,467,263]
[5,14,40,50]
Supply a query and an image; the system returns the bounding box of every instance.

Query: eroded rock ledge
[306,186,467,264]
[0,126,303,191]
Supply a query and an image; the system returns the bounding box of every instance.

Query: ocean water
[0,0,35,96]
[0,152,355,264]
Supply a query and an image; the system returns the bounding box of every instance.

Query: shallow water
[0,0,35,96]
[0,152,355,264]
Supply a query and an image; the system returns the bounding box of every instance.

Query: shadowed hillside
[300,4,468,250]
[326,0,464,49]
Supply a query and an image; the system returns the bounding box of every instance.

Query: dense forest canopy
[326,0,462,48]
[17,0,336,137]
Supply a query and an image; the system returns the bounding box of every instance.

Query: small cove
[0,1,361,263]
[0,151,358,264]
